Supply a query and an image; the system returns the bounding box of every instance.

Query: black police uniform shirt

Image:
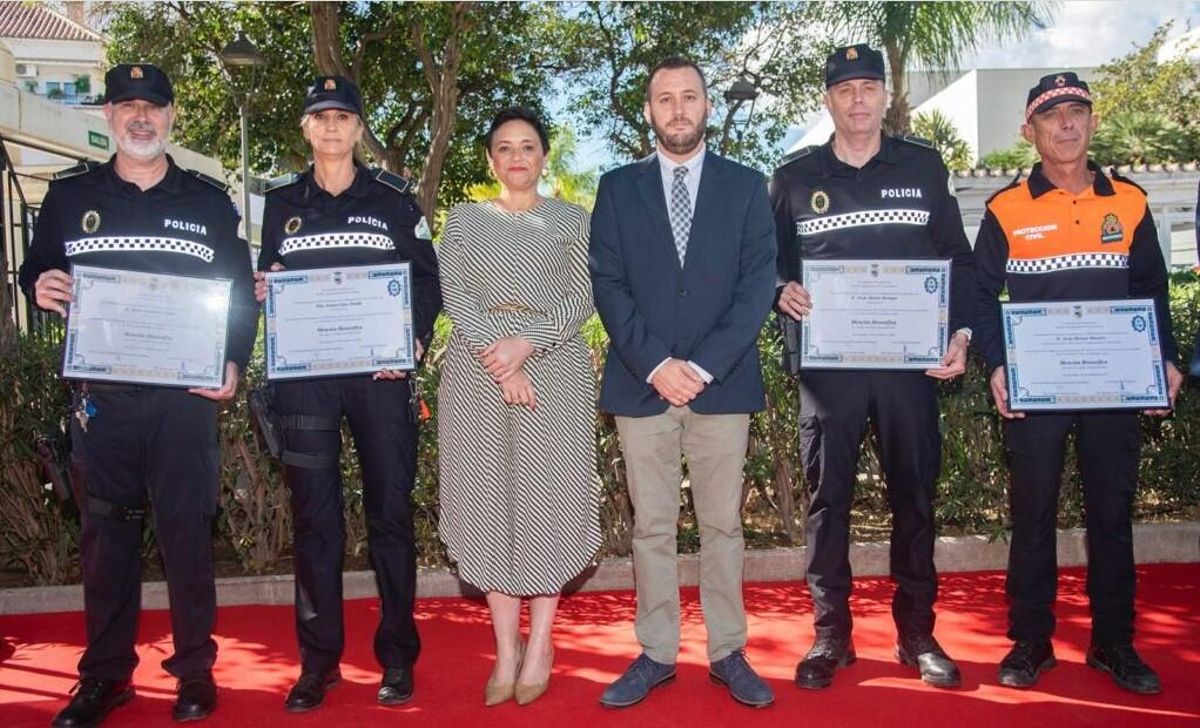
[257,164,442,350]
[769,134,975,334]
[18,156,257,371]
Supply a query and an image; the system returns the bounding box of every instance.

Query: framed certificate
[265,262,415,381]
[63,264,231,388]
[1002,298,1168,411]
[800,258,950,370]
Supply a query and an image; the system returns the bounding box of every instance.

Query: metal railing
[1,136,80,340]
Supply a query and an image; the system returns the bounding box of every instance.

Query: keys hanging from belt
[408,379,431,423]
[73,383,98,432]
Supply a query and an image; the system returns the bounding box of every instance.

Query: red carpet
[1,564,1198,727]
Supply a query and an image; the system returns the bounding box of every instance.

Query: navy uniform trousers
[275,375,420,673]
[69,385,220,681]
[799,369,942,640]
[1004,412,1140,645]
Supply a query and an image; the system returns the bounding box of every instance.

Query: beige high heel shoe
[514,646,553,706]
[484,641,525,707]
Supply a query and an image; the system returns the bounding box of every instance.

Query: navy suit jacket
[589,151,777,417]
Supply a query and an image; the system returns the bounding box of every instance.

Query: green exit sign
[87,131,109,150]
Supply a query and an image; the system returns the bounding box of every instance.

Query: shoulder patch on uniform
[777,146,818,168]
[897,134,935,150]
[186,169,230,192]
[985,174,1024,205]
[52,161,100,180]
[265,172,302,193]
[1109,167,1148,196]
[371,168,415,195]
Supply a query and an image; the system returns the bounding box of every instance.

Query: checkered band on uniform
[1006,252,1128,274]
[278,232,394,256]
[64,237,215,262]
[797,208,930,236]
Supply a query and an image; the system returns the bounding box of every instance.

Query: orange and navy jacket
[974,160,1177,371]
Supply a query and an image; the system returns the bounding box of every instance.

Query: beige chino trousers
[615,406,750,664]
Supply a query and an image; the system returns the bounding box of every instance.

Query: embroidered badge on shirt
[81,210,101,233]
[284,216,303,235]
[810,190,830,215]
[1100,213,1123,243]
[414,216,432,240]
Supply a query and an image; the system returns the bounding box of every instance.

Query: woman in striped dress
[437,106,601,706]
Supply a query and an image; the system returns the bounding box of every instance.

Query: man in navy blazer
[589,57,777,709]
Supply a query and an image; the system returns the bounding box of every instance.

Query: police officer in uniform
[975,72,1182,694]
[19,64,256,726]
[253,76,441,711]
[770,44,974,690]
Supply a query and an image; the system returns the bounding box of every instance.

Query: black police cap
[103,63,174,106]
[303,75,364,117]
[1025,72,1092,120]
[825,44,885,88]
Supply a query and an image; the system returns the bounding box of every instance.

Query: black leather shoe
[1087,642,1161,695]
[896,633,961,688]
[794,636,856,690]
[172,672,217,722]
[51,677,134,728]
[284,668,341,713]
[378,667,414,706]
[998,639,1056,688]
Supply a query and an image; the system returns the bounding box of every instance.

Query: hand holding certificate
[63,264,231,388]
[800,259,950,370]
[1001,299,1168,412]
[265,262,415,381]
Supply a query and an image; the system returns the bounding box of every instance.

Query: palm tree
[823,2,1055,134]
[911,109,973,171]
[1089,111,1182,166]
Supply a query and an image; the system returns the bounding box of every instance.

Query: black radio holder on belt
[247,386,340,469]
[35,430,73,503]
[779,315,801,376]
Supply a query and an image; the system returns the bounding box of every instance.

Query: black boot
[1087,643,1161,695]
[378,667,414,706]
[51,677,134,728]
[998,639,1056,689]
[896,633,961,688]
[172,672,217,722]
[284,667,341,712]
[794,636,856,690]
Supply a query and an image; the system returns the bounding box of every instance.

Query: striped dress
[436,198,602,595]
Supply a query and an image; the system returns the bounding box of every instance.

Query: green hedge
[2,274,1198,586]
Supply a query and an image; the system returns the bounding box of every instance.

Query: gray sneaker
[709,650,774,708]
[600,654,676,708]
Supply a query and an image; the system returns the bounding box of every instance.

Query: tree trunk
[883,40,910,136]
[410,3,469,223]
[308,2,402,172]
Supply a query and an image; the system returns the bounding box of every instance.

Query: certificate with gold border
[1002,298,1167,411]
[62,264,231,388]
[265,262,414,381]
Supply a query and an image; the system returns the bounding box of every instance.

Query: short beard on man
[653,115,704,156]
[115,119,169,160]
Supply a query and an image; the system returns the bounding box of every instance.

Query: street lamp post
[218,32,266,244]
[720,76,760,157]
